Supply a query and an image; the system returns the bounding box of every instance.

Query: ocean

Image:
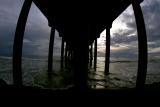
[0,56,160,89]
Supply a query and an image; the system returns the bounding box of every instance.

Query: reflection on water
[89,57,137,89]
[1,56,160,89]
[89,57,160,89]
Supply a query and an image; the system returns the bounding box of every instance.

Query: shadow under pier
[11,0,148,93]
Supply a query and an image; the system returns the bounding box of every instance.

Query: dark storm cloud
[142,0,160,43]
[0,0,24,56]
[0,0,160,59]
[111,30,137,45]
[141,0,160,55]
[107,0,160,59]
[0,0,61,58]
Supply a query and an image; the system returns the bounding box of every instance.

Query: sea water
[0,56,160,89]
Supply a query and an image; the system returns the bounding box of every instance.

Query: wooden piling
[65,42,68,68]
[73,37,89,91]
[13,0,32,86]
[94,39,97,70]
[61,37,65,69]
[132,0,148,89]
[90,44,93,67]
[48,27,55,77]
[104,29,110,75]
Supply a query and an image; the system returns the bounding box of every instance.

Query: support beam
[132,0,148,89]
[61,37,65,69]
[104,29,110,75]
[13,0,32,86]
[89,44,93,67]
[94,39,97,70]
[48,27,55,77]
[73,33,89,91]
[65,43,68,68]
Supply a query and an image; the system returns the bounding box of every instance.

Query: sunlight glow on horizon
[97,5,135,55]
[100,5,133,39]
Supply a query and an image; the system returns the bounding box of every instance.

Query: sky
[0,0,160,60]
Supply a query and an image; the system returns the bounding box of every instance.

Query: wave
[0,56,12,60]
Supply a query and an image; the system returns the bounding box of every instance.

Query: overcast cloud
[98,0,160,60]
[0,0,160,60]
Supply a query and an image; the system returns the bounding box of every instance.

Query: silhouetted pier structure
[12,0,147,91]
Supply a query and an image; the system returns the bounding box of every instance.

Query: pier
[12,0,147,92]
